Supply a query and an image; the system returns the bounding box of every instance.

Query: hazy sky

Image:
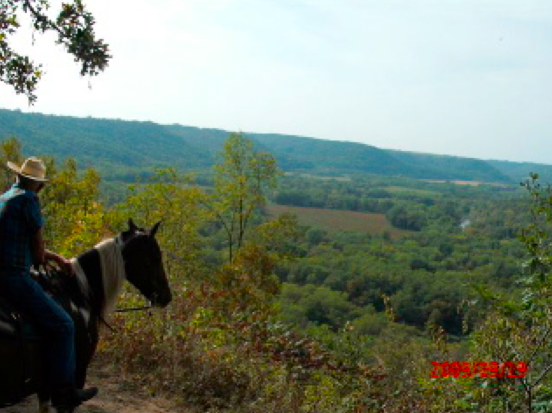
[1,0,551,163]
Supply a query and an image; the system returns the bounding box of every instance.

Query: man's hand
[57,256,75,277]
[45,250,75,277]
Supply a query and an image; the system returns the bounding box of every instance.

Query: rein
[98,304,152,333]
[115,304,152,313]
[73,234,158,330]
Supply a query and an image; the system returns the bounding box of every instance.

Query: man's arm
[45,250,75,276]
[32,228,75,276]
[32,227,46,265]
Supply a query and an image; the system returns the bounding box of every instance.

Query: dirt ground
[1,362,192,413]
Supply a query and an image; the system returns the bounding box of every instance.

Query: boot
[74,387,98,403]
[52,386,98,412]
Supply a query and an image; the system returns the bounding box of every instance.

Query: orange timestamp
[430,361,528,379]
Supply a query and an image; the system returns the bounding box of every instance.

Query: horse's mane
[73,238,126,317]
[50,237,126,330]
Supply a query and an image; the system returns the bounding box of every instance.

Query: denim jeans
[0,272,75,388]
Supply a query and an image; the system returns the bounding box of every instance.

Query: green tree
[279,284,364,331]
[211,133,279,261]
[1,0,110,103]
[38,157,106,257]
[468,174,552,412]
[113,167,208,284]
[0,136,22,189]
[386,203,426,231]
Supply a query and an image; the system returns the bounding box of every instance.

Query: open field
[267,204,412,238]
[420,179,509,187]
[284,172,352,182]
[386,186,441,197]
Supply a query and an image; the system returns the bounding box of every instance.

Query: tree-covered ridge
[487,159,552,184]
[388,149,513,183]
[0,109,211,177]
[0,108,541,184]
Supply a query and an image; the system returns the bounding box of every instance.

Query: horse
[0,219,172,412]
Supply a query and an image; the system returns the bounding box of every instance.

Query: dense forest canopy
[2,122,552,412]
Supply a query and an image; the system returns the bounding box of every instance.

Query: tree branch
[23,0,64,37]
[508,344,531,396]
[529,325,552,365]
[197,197,233,249]
[238,197,243,250]
[531,362,552,389]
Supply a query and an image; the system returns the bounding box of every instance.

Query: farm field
[419,179,508,187]
[267,204,412,238]
[284,172,352,182]
[386,185,441,197]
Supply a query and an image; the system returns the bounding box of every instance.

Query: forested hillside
[487,159,552,184]
[0,109,212,180]
[0,108,539,184]
[388,150,513,183]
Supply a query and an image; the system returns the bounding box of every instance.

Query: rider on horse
[0,157,98,412]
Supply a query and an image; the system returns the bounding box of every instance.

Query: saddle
[0,297,19,337]
[0,297,41,340]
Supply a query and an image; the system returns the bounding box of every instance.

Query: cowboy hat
[6,157,48,182]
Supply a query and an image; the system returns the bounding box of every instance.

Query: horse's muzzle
[152,290,172,307]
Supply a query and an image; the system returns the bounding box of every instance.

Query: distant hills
[0,108,549,183]
[485,159,552,184]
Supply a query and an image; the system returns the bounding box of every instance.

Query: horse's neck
[76,239,126,317]
[75,249,104,315]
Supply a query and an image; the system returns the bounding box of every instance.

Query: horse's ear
[128,218,138,232]
[150,221,161,238]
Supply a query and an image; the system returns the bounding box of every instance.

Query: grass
[266,204,412,238]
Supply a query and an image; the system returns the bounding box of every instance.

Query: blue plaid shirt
[0,183,44,275]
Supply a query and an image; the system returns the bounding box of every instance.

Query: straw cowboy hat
[6,157,48,182]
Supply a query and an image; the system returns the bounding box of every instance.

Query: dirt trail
[1,363,193,413]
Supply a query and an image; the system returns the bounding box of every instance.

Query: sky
[1,0,551,163]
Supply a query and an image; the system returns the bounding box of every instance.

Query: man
[0,157,97,413]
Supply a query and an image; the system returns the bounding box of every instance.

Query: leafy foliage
[1,132,548,412]
[0,0,110,103]
[210,132,279,261]
[0,136,22,189]
[112,167,208,283]
[467,174,552,412]
[40,158,105,256]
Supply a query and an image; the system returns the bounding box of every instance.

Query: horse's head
[119,219,172,307]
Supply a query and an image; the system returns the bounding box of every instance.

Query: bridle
[113,233,156,314]
[115,304,152,313]
[114,292,156,313]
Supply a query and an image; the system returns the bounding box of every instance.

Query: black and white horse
[0,219,172,412]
